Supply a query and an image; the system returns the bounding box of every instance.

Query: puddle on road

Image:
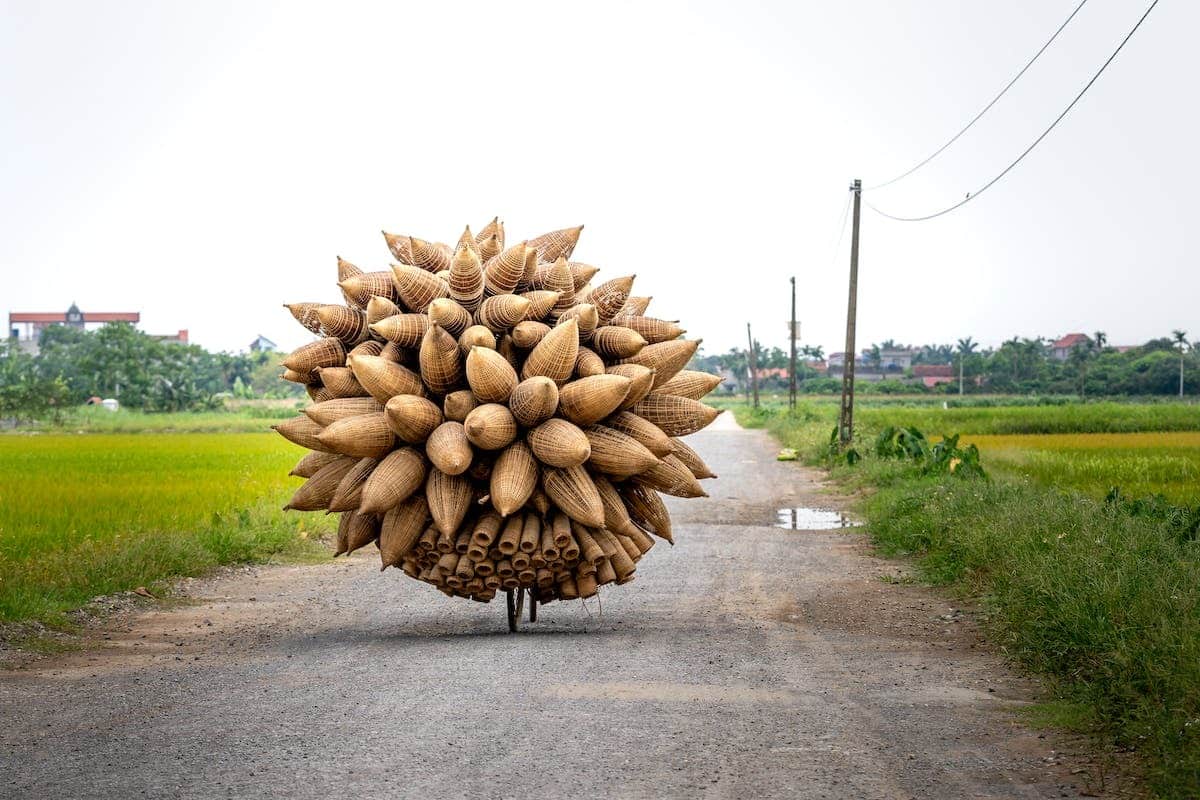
[775,507,861,530]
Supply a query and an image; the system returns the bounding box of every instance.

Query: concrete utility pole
[746,322,760,410]
[789,277,797,410]
[838,180,862,446]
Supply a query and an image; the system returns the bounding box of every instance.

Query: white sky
[2,0,1195,358]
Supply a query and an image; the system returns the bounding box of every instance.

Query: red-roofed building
[1050,333,1092,361]
[7,304,185,354]
[912,364,955,388]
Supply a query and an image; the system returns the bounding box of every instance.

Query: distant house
[1050,333,1091,361]
[249,335,278,352]
[754,367,789,380]
[878,348,915,370]
[912,364,956,388]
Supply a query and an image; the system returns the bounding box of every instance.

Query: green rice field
[0,433,329,623]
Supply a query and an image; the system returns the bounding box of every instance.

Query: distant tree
[1094,331,1107,350]
[1173,330,1189,397]
[866,344,883,372]
[956,337,977,395]
[802,344,825,361]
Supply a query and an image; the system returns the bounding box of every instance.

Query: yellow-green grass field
[0,433,331,624]
[963,432,1200,505]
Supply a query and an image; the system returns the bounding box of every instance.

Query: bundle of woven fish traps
[274,219,721,604]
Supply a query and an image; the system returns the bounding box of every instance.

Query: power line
[867,0,1090,191]
[866,0,1159,223]
[828,189,853,268]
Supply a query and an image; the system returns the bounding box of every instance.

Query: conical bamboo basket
[380,495,431,570]
[465,346,519,403]
[391,264,449,312]
[575,347,605,378]
[282,338,346,374]
[556,303,597,342]
[542,465,605,527]
[528,418,591,468]
[457,329,495,361]
[360,447,427,513]
[407,236,452,273]
[652,369,724,401]
[335,510,381,557]
[273,415,334,453]
[442,390,478,423]
[620,295,652,317]
[520,290,560,320]
[583,425,660,478]
[558,374,631,426]
[289,449,342,478]
[317,305,370,345]
[591,326,647,359]
[382,231,413,264]
[621,338,699,389]
[669,437,717,479]
[606,364,655,410]
[418,324,464,394]
[634,454,707,498]
[284,302,323,334]
[425,421,473,475]
[328,456,378,512]
[475,295,532,332]
[350,355,426,402]
[306,396,383,426]
[521,318,578,384]
[365,296,402,326]
[508,376,558,427]
[490,440,538,517]
[511,321,550,349]
[317,412,396,459]
[591,474,646,540]
[339,271,398,308]
[611,315,685,344]
[284,456,357,511]
[426,469,473,536]
[620,482,673,543]
[384,394,443,443]
[585,275,635,325]
[463,403,517,450]
[449,228,485,312]
[483,243,526,295]
[428,298,472,337]
[525,225,583,263]
[370,313,431,348]
[628,394,721,437]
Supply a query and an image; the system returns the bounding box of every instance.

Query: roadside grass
[724,396,1200,437]
[0,433,332,624]
[735,403,1200,797]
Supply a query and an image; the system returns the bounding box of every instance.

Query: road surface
[1,414,1108,799]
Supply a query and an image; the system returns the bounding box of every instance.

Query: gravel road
[1,415,1111,799]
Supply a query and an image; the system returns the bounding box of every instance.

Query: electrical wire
[865,0,1159,223]
[828,189,853,268]
[867,0,1090,191]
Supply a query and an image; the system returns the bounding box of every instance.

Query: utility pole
[838,179,861,446]
[789,277,797,410]
[746,322,760,409]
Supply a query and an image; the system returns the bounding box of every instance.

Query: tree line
[692,331,1197,396]
[1,323,301,420]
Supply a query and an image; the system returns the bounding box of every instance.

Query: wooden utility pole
[838,179,862,446]
[789,277,797,410]
[746,322,760,409]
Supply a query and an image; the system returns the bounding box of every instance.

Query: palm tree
[1094,331,1107,350]
[802,344,825,361]
[956,337,977,396]
[1173,330,1189,397]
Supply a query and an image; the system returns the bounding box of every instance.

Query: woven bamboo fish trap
[277,219,720,613]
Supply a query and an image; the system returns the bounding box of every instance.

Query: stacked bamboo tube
[277,220,721,604]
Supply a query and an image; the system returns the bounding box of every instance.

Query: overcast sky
[2,0,1194,359]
